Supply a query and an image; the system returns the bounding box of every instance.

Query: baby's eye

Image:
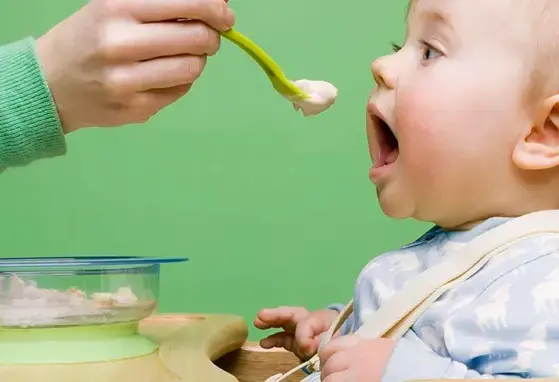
[419,40,443,61]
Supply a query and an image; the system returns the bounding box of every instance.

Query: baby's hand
[318,335,395,382]
[254,306,338,361]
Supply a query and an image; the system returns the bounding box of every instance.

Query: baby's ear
[513,95,559,170]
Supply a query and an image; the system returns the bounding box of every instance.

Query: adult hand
[36,0,235,133]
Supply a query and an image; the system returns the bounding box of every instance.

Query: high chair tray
[142,313,305,381]
[0,313,304,382]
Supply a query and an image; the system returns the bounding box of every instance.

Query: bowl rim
[0,256,188,268]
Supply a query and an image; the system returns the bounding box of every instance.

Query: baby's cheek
[395,90,445,160]
[394,90,469,185]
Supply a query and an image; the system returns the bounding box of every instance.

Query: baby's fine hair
[520,0,559,99]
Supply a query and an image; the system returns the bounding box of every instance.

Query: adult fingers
[103,21,221,62]
[138,84,193,117]
[107,55,207,93]
[145,84,193,99]
[123,0,235,31]
[112,83,191,124]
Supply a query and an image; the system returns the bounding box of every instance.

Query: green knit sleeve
[0,37,66,171]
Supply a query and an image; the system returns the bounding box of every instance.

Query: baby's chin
[376,186,415,220]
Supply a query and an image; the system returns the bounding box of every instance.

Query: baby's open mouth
[372,114,399,167]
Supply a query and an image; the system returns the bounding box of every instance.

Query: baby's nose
[372,56,397,90]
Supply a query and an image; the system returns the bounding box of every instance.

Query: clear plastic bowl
[0,256,187,328]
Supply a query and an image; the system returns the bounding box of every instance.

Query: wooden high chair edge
[215,340,308,382]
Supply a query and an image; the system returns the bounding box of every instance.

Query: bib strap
[265,210,559,381]
[356,210,559,340]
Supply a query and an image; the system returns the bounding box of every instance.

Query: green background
[0,0,428,339]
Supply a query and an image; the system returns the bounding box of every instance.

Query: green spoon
[220,29,310,101]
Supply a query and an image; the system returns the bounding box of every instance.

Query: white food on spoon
[289,79,338,116]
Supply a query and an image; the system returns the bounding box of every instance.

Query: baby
[255,0,559,380]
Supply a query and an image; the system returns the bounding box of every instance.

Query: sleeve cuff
[0,37,66,169]
[326,303,353,336]
[327,303,347,313]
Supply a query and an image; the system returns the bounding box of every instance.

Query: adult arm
[0,0,234,171]
[0,37,65,171]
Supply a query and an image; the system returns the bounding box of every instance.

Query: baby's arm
[382,249,559,381]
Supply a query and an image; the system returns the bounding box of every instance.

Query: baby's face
[366,0,536,228]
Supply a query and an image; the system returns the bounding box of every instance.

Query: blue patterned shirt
[308,216,559,380]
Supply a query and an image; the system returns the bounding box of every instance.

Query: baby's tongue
[385,148,399,165]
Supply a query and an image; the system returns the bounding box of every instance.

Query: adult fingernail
[224,6,235,29]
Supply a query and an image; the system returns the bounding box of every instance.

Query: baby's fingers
[295,330,321,358]
[254,306,309,333]
[260,332,294,352]
[295,310,337,355]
